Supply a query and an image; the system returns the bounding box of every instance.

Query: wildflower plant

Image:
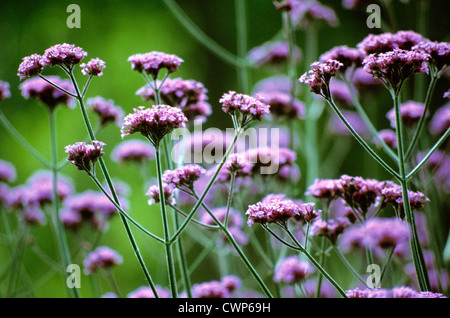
[0,0,449,302]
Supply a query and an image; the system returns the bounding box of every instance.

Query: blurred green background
[0,0,449,298]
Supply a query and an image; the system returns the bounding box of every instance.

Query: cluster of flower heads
[19,76,75,109]
[60,190,122,231]
[18,43,104,80]
[247,41,301,67]
[86,96,124,127]
[386,100,427,129]
[120,105,188,146]
[128,51,183,79]
[246,193,320,226]
[136,77,211,123]
[273,255,315,284]
[220,91,270,124]
[111,139,155,164]
[299,59,343,98]
[65,141,106,173]
[346,286,447,298]
[306,175,429,219]
[0,80,11,101]
[0,169,74,226]
[274,0,338,29]
[83,246,123,274]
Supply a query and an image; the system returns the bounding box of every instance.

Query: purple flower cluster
[311,217,351,244]
[299,59,343,98]
[128,51,183,79]
[246,195,320,226]
[17,54,44,80]
[127,285,170,298]
[19,76,75,109]
[86,96,124,127]
[273,255,315,284]
[61,190,119,231]
[0,80,11,101]
[362,48,430,92]
[254,91,305,120]
[346,286,447,298]
[358,30,427,55]
[386,100,426,128]
[429,102,450,136]
[80,57,106,77]
[381,182,430,218]
[41,43,88,67]
[289,0,339,28]
[65,140,106,172]
[412,41,450,72]
[26,171,74,207]
[247,41,301,67]
[0,159,16,183]
[341,217,410,257]
[162,164,206,189]
[319,45,365,73]
[111,139,155,164]
[83,246,123,274]
[136,77,211,122]
[189,275,241,298]
[376,129,398,150]
[220,91,270,123]
[146,183,176,206]
[120,105,187,145]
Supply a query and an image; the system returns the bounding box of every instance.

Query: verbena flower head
[247,41,301,67]
[290,0,339,29]
[299,59,343,99]
[381,182,430,219]
[225,153,253,175]
[386,100,426,128]
[311,217,351,244]
[376,129,398,150]
[362,49,430,93]
[17,54,44,80]
[429,102,450,136]
[111,139,155,164]
[0,80,11,101]
[41,43,87,67]
[86,96,124,127]
[19,76,75,109]
[65,141,106,172]
[146,183,176,206]
[299,202,321,222]
[273,255,315,284]
[63,190,118,231]
[121,105,187,146]
[162,164,205,189]
[246,198,300,226]
[346,286,447,298]
[80,57,106,77]
[0,159,16,183]
[412,41,450,73]
[220,91,270,124]
[200,207,248,245]
[190,277,240,298]
[128,51,183,79]
[319,45,365,73]
[255,91,305,120]
[136,77,211,122]
[127,286,170,298]
[357,30,428,55]
[306,178,343,202]
[27,171,73,207]
[83,246,123,274]
[364,217,410,252]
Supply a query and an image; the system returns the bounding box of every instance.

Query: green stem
[0,111,50,169]
[283,226,347,298]
[48,108,80,298]
[235,0,250,93]
[344,79,398,162]
[404,75,438,161]
[334,247,369,288]
[155,146,178,298]
[66,70,158,295]
[392,90,430,291]
[163,0,246,68]
[325,96,401,180]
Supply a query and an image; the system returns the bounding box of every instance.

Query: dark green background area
[0,0,449,297]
